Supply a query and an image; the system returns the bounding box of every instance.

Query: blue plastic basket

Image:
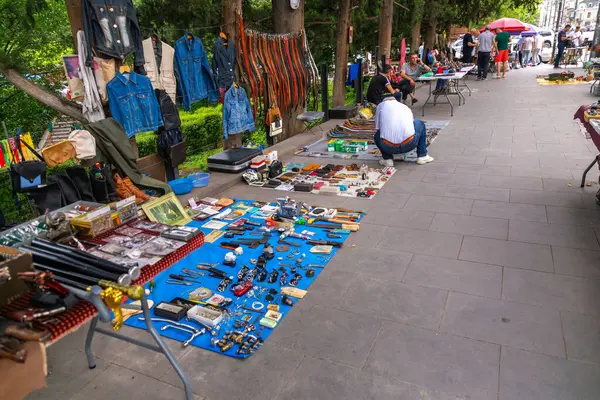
[188,172,210,188]
[168,178,193,195]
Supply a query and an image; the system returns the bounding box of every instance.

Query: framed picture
[141,193,192,226]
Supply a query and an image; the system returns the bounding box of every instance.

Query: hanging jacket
[81,0,146,74]
[212,36,236,89]
[106,72,164,138]
[143,36,177,103]
[155,89,181,131]
[222,85,255,139]
[174,34,217,110]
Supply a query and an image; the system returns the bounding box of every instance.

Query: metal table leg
[422,81,433,117]
[79,289,195,400]
[580,155,600,187]
[442,90,454,117]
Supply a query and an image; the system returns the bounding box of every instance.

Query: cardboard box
[0,246,34,306]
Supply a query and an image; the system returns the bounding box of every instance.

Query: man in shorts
[494,27,511,79]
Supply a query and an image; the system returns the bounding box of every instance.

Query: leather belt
[383,135,414,146]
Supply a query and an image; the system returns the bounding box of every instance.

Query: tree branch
[0,62,87,123]
[305,20,336,26]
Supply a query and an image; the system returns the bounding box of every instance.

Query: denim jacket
[212,36,236,89]
[174,34,217,110]
[107,72,163,138]
[223,86,255,139]
[82,0,146,73]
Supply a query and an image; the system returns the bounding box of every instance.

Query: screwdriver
[196,265,228,279]
[169,274,202,284]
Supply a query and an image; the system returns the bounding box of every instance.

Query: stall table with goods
[573,105,600,200]
[417,65,475,117]
[0,191,364,400]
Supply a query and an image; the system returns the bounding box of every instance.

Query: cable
[140,15,271,33]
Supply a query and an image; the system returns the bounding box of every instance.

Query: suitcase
[207,148,264,173]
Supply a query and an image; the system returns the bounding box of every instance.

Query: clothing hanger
[233,82,238,89]
[219,32,228,45]
[119,65,131,73]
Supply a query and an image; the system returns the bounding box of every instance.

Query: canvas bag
[9,135,46,192]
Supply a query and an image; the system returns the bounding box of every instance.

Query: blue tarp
[124,199,361,358]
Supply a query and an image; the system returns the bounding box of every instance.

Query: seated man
[399,53,432,104]
[374,93,434,167]
[366,64,403,105]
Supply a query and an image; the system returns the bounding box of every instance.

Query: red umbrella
[480,18,530,33]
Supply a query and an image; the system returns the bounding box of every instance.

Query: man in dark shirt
[554,24,570,68]
[462,29,477,63]
[366,64,403,105]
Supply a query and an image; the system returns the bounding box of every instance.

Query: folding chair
[296,111,325,135]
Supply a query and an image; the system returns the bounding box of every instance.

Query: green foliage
[0,0,72,141]
[178,148,223,175]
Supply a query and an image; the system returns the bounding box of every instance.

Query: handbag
[40,140,76,167]
[9,134,47,192]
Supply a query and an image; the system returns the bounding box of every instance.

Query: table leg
[581,155,599,187]
[422,81,432,117]
[442,90,454,117]
[84,316,98,369]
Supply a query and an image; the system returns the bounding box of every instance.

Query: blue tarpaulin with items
[124,199,361,358]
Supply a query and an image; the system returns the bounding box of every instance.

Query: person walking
[521,35,534,67]
[531,33,543,66]
[554,24,570,68]
[477,26,495,80]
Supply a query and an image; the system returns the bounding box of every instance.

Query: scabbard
[31,238,140,280]
[33,262,105,287]
[22,245,130,285]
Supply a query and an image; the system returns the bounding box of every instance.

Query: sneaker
[379,158,394,167]
[416,155,434,165]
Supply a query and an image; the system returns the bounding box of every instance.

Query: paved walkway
[30,64,600,400]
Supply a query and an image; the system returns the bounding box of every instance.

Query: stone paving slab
[28,65,600,400]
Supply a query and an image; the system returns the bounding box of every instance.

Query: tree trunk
[273,0,304,33]
[378,0,394,59]
[0,64,86,123]
[424,17,437,61]
[221,0,243,149]
[332,0,352,108]
[65,0,83,49]
[411,21,421,56]
[221,0,243,45]
[272,0,305,142]
[410,0,424,56]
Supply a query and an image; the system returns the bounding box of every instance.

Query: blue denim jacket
[223,86,255,139]
[107,72,163,138]
[174,34,217,110]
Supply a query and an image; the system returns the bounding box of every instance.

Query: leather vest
[142,38,176,103]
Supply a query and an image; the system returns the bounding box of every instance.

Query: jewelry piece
[251,301,264,311]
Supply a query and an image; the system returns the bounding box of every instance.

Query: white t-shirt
[573,31,582,47]
[522,36,534,51]
[534,35,544,49]
[376,99,415,144]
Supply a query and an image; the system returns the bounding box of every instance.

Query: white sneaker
[379,158,394,167]
[416,155,434,165]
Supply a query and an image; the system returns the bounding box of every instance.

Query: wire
[140,15,271,33]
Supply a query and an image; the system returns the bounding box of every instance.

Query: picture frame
[141,193,192,226]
